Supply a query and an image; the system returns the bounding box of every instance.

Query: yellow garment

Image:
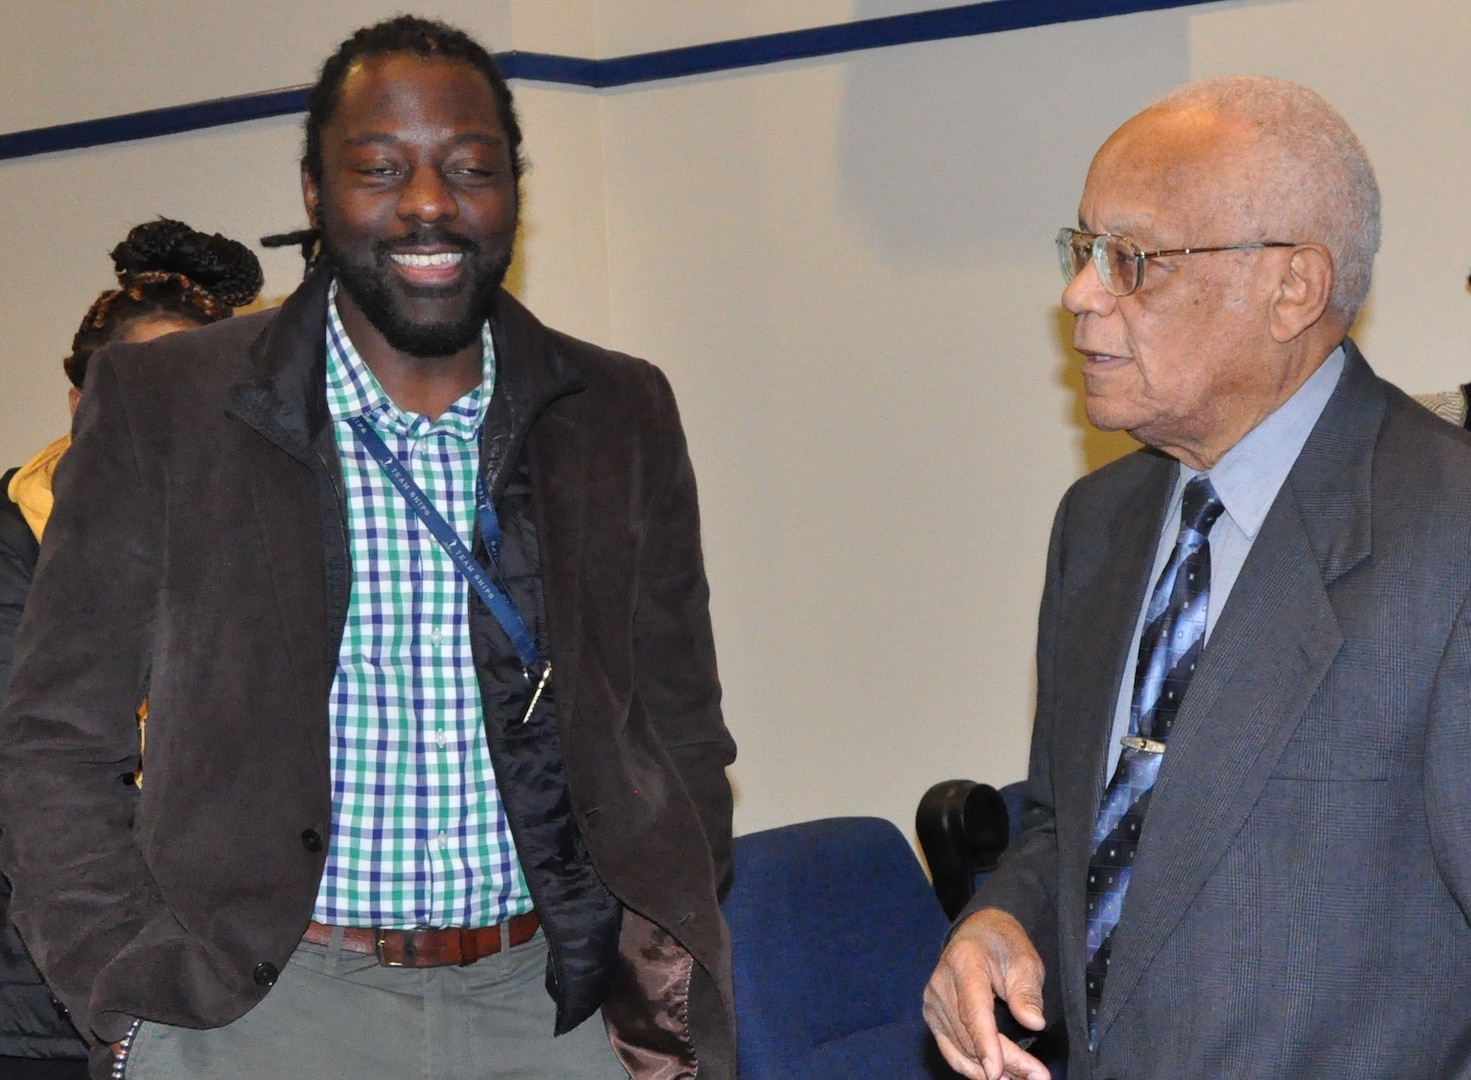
[7,433,70,541]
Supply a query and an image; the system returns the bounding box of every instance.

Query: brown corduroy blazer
[0,268,736,1078]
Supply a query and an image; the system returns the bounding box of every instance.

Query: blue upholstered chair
[723,816,960,1079]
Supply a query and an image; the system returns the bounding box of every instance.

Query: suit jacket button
[301,829,323,853]
[253,963,278,987]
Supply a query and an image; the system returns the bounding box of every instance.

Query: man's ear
[1269,243,1334,343]
[301,162,321,230]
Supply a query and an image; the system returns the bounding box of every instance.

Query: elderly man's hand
[923,908,1051,1080]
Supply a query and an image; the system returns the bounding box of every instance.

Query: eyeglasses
[1055,227,1298,297]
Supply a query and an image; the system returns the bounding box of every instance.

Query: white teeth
[391,252,463,268]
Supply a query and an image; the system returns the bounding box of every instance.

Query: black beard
[324,228,510,358]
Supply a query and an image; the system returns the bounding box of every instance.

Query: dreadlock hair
[303,14,525,189]
[65,218,264,389]
[260,228,323,278]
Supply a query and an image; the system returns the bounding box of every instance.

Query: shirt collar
[323,281,496,441]
[1178,344,1346,540]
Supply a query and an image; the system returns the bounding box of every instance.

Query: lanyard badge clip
[517,659,553,725]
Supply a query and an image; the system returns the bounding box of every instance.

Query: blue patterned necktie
[1083,475,1224,1047]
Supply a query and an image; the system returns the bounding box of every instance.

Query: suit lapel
[223,268,340,759]
[1094,344,1383,1041]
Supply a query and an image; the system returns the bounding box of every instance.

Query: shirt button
[429,629,443,646]
[436,832,449,849]
[435,731,447,748]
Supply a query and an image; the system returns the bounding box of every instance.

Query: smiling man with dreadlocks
[0,17,734,1080]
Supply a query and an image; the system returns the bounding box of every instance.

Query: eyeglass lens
[1055,229,1138,296]
[1099,236,1139,295]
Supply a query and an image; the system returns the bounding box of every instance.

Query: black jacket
[0,469,86,1066]
[0,468,37,704]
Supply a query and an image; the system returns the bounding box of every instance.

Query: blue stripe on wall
[0,88,310,162]
[503,0,1219,87]
[0,0,1219,162]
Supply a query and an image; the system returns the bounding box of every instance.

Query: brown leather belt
[303,911,540,967]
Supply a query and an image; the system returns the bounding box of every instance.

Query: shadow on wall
[835,3,1201,263]
[1346,300,1374,356]
[835,2,1207,476]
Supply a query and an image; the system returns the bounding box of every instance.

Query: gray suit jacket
[971,341,1471,1078]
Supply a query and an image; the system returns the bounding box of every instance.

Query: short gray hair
[1152,75,1381,323]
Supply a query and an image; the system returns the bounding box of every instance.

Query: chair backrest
[723,816,958,1079]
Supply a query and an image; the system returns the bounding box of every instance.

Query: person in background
[0,15,735,1080]
[1412,274,1471,425]
[1415,386,1469,424]
[0,217,262,1080]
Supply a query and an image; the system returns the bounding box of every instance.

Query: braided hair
[65,218,264,388]
[260,227,322,278]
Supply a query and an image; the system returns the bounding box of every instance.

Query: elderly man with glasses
[923,75,1471,1080]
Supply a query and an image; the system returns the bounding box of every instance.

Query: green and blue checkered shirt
[314,287,531,928]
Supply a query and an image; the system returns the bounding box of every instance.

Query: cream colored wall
[2,1,1469,839]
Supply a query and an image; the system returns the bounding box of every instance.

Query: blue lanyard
[347,418,549,715]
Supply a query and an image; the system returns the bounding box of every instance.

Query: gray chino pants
[122,930,628,1080]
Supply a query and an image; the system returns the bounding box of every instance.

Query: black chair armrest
[916,779,1010,919]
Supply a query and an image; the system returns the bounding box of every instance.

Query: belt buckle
[374,931,405,968]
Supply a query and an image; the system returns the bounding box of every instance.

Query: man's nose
[1062,258,1117,317]
[398,166,457,224]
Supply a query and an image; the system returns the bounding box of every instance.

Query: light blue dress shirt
[1103,346,1346,779]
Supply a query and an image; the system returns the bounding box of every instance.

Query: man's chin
[328,247,508,358]
[378,319,486,359]
[353,284,502,358]
[1083,399,1130,434]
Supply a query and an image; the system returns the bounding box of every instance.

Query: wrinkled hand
[923,908,1050,1080]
